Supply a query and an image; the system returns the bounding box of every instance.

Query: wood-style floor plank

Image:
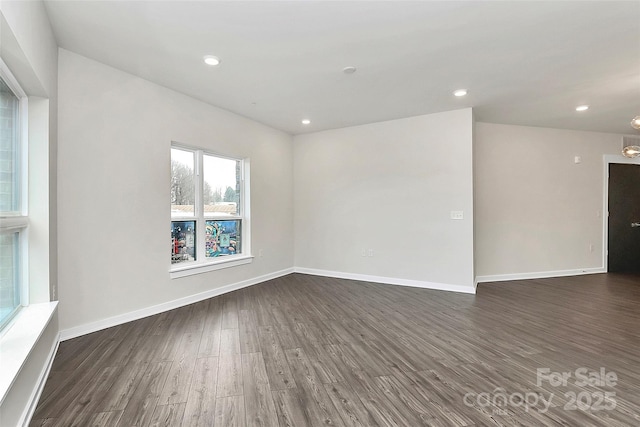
[87,410,123,426]
[217,353,244,398]
[32,273,640,426]
[97,360,150,412]
[239,309,262,354]
[257,325,297,391]
[271,389,311,427]
[242,352,279,427]
[53,366,120,427]
[221,295,239,329]
[28,418,58,427]
[118,361,172,427]
[283,347,345,427]
[215,395,246,427]
[149,403,186,427]
[220,328,241,355]
[323,381,379,427]
[182,356,218,427]
[157,332,200,405]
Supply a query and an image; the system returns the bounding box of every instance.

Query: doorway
[608,163,640,272]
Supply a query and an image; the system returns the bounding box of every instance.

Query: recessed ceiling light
[576,105,589,112]
[343,66,357,74]
[301,119,311,125]
[203,55,221,66]
[453,89,468,97]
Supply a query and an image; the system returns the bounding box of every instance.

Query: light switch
[450,211,464,220]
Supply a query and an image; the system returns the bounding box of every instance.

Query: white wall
[474,122,622,278]
[57,50,294,333]
[293,109,475,290]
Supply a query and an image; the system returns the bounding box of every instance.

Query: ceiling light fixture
[575,105,589,112]
[622,145,640,158]
[343,66,357,74]
[203,55,221,66]
[301,119,311,125]
[453,89,467,97]
[622,117,640,158]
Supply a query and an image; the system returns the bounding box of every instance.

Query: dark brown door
[608,163,640,272]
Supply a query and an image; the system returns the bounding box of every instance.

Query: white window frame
[170,142,252,278]
[0,58,29,332]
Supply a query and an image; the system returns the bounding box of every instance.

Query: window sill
[170,255,253,279]
[0,301,58,404]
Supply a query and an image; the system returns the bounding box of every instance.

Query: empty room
[1,1,640,426]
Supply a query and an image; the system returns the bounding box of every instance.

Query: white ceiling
[43,1,640,135]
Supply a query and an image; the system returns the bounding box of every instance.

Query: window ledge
[170,255,253,279]
[0,301,58,404]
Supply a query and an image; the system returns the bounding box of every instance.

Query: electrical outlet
[450,211,464,220]
[589,243,594,253]
[368,249,374,257]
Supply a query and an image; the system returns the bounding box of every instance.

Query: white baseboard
[20,333,60,426]
[294,267,476,294]
[60,268,294,341]
[58,265,606,341]
[475,267,606,284]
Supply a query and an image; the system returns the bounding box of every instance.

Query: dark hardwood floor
[31,273,640,426]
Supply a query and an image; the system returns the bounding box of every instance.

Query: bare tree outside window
[170,148,195,216]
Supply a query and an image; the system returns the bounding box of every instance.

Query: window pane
[206,220,241,257]
[0,232,20,326]
[171,148,195,217]
[0,78,20,213]
[171,221,196,263]
[203,155,241,216]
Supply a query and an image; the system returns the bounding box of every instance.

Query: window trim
[0,58,28,218]
[169,255,253,279]
[0,58,29,331]
[170,142,251,277]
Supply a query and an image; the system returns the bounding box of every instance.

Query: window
[170,144,250,275]
[0,68,27,329]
